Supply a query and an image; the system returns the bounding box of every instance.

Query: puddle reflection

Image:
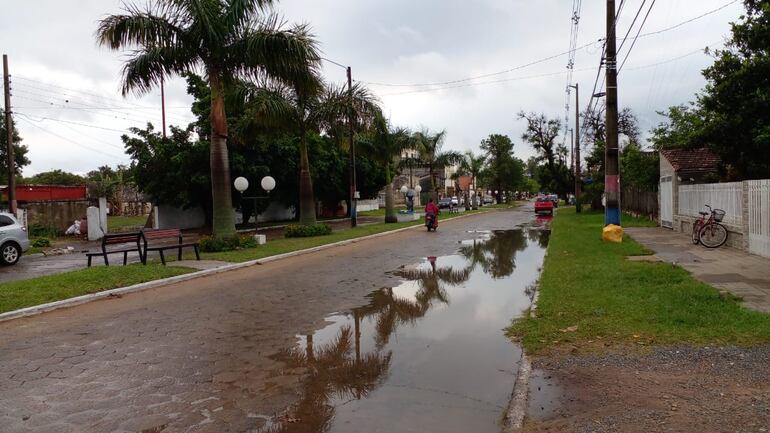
[267,228,549,433]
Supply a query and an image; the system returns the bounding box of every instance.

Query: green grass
[508,208,770,353]
[0,264,193,314]
[201,210,486,262]
[108,215,149,232]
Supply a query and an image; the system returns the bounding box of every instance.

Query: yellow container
[602,224,624,243]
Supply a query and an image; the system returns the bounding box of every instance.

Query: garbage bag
[65,220,81,235]
[602,224,623,243]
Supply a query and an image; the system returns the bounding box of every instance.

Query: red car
[534,196,554,215]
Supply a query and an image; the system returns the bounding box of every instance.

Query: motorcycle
[425,212,438,232]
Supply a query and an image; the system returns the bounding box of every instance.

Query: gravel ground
[523,345,770,433]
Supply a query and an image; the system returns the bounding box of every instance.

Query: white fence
[748,180,770,259]
[678,182,743,227]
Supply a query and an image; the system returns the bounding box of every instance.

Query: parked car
[534,196,554,215]
[548,194,559,208]
[482,196,494,205]
[0,213,30,265]
[450,196,459,206]
[438,197,452,209]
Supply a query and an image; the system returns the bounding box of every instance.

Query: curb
[502,352,532,432]
[0,210,488,324]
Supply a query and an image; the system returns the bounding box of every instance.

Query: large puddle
[267,227,549,433]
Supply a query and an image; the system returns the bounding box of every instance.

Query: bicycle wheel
[699,223,728,248]
[691,221,702,244]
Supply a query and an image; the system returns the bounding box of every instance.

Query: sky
[0,0,744,176]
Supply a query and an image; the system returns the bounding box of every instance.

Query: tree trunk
[384,167,397,223]
[464,191,470,211]
[471,175,478,210]
[298,126,317,225]
[209,72,235,239]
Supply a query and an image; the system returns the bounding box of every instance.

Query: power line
[15,112,131,133]
[618,0,658,74]
[362,0,737,90]
[15,116,126,160]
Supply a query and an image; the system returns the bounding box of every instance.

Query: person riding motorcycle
[425,198,439,230]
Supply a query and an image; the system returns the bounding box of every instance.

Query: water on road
[268,226,550,433]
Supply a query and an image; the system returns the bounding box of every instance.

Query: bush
[28,224,61,238]
[32,238,51,248]
[199,235,258,252]
[284,224,332,238]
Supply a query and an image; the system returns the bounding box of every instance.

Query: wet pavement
[0,208,548,433]
[270,228,549,433]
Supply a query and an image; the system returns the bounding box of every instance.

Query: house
[658,148,720,228]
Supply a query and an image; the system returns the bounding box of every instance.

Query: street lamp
[234,176,276,232]
[415,184,422,208]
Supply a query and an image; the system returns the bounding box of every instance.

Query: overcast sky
[0,0,743,176]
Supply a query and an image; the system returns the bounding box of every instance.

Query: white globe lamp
[400,185,408,194]
[415,185,422,193]
[261,176,276,193]
[234,176,249,193]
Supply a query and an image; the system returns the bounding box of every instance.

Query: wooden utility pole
[347,66,357,227]
[570,83,582,212]
[604,0,620,225]
[3,54,16,214]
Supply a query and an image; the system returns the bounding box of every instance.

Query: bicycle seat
[699,211,708,216]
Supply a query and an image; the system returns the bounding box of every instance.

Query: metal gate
[748,180,770,259]
[660,176,673,228]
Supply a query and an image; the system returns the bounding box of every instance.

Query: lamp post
[414,185,422,209]
[234,176,276,233]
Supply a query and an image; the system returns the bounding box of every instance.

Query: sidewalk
[626,227,770,313]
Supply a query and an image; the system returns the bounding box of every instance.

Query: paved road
[0,208,537,433]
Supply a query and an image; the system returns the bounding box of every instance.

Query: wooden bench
[141,229,200,265]
[86,232,143,267]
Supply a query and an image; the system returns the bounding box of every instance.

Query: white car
[0,213,31,265]
[450,196,459,206]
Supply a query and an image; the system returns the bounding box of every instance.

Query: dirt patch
[523,345,770,433]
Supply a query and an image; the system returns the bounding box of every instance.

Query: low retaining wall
[674,215,744,250]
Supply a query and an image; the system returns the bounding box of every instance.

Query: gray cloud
[0,0,742,175]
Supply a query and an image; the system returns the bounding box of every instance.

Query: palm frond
[96,4,188,50]
[120,45,198,95]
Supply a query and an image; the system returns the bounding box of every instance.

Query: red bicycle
[692,205,728,248]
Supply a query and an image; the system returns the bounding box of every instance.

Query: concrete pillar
[153,206,160,229]
[87,206,103,241]
[98,197,108,234]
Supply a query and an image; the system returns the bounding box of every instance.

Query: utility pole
[3,54,17,214]
[569,128,574,172]
[569,83,582,213]
[604,0,620,225]
[160,75,167,138]
[347,66,357,228]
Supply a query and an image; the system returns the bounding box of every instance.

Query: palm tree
[96,1,320,238]
[243,80,378,225]
[358,112,410,223]
[454,151,485,210]
[411,129,463,202]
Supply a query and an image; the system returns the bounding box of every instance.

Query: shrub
[32,238,51,248]
[284,224,332,238]
[28,224,61,238]
[199,235,258,252]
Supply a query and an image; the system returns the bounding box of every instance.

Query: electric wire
[15,116,127,160]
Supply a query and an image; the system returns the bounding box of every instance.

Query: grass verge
[201,210,486,262]
[0,264,193,314]
[507,208,770,353]
[108,215,149,232]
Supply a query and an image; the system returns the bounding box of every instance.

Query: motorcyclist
[425,198,439,229]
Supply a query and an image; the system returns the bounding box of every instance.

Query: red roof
[660,148,720,173]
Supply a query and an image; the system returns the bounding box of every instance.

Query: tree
[358,112,410,223]
[411,129,463,202]
[96,0,320,238]
[24,170,84,186]
[696,0,770,179]
[0,117,30,184]
[243,80,379,225]
[649,104,707,150]
[479,134,523,202]
[453,151,485,210]
[621,141,659,190]
[517,112,571,197]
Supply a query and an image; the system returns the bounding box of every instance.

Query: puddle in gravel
[267,227,550,433]
[527,369,562,420]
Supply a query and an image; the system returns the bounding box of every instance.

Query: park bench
[86,232,143,267]
[141,228,200,265]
